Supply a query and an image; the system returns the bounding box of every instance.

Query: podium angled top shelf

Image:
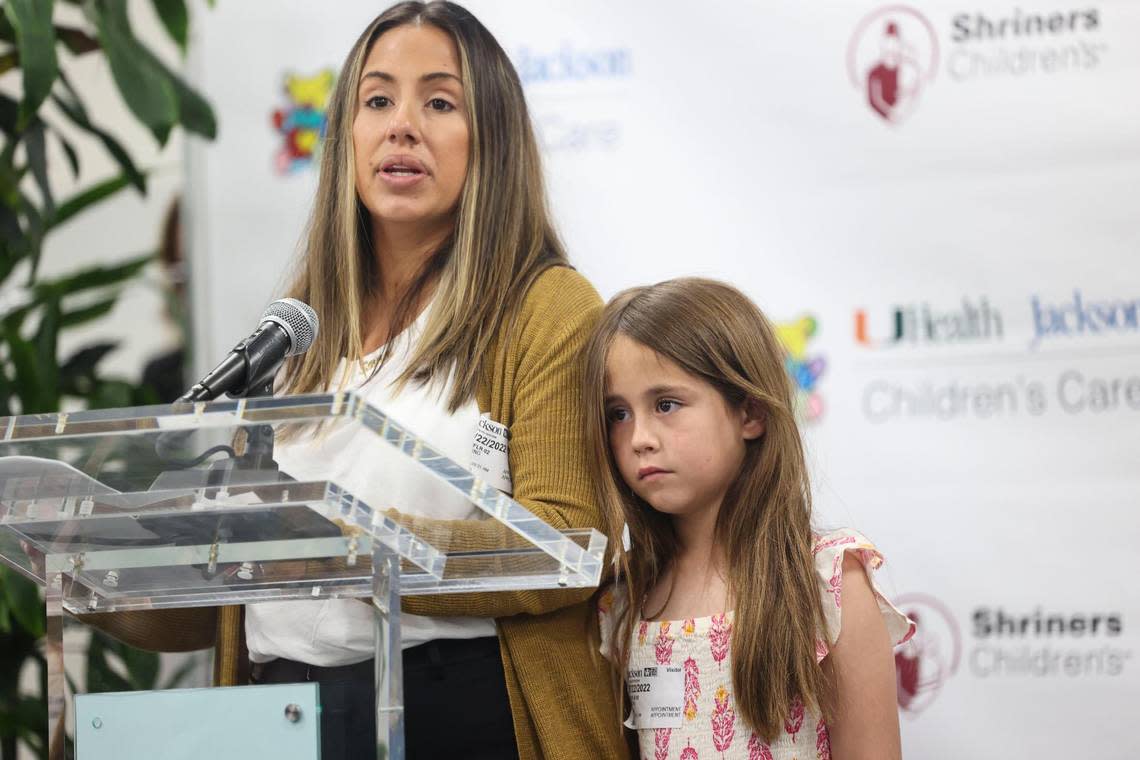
[0,392,606,614]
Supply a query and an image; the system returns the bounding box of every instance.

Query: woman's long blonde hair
[281,1,565,409]
[583,278,829,742]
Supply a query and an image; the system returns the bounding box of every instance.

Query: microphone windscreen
[261,298,319,356]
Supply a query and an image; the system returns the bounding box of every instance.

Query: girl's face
[604,334,764,522]
[352,24,470,235]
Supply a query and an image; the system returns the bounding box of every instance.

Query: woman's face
[353,24,470,235]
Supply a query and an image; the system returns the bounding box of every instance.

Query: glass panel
[0,393,606,614]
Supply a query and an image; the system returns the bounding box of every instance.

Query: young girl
[584,278,915,760]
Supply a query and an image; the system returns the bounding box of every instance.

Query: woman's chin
[369,204,450,229]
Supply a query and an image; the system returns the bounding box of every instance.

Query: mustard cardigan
[88,266,628,760]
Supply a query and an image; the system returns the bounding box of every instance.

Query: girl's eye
[428,97,455,112]
[364,95,391,109]
[607,407,629,424]
[656,399,679,414]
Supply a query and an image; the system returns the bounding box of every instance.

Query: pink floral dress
[598,529,916,760]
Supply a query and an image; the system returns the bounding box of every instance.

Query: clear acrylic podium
[0,392,607,760]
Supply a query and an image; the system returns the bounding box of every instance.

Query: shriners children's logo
[848,6,939,123]
[893,593,961,715]
[272,70,335,174]
[776,316,826,423]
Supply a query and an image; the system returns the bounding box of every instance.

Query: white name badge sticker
[470,413,512,494]
[625,664,684,729]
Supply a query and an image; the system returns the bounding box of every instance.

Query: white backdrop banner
[186,2,1140,757]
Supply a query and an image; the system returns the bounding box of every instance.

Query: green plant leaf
[48,121,82,178]
[48,172,134,231]
[0,91,18,134]
[109,24,216,140]
[3,320,43,412]
[0,49,18,77]
[58,341,118,396]
[61,342,118,374]
[19,192,44,284]
[55,24,100,54]
[60,296,118,328]
[4,0,60,128]
[151,0,188,56]
[0,567,45,639]
[88,379,134,409]
[0,694,46,744]
[0,202,23,273]
[0,240,23,289]
[0,8,14,42]
[24,119,54,218]
[92,0,177,145]
[34,252,152,296]
[85,632,133,693]
[1,296,33,334]
[53,79,146,192]
[0,361,12,415]
[158,57,217,139]
[119,642,160,690]
[51,91,145,194]
[34,294,62,409]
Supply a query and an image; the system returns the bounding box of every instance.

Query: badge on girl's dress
[470,413,512,494]
[624,664,684,729]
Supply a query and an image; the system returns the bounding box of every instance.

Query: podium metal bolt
[284,704,302,723]
[92,718,102,729]
[237,562,254,580]
[103,571,119,588]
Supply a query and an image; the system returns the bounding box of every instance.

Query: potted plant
[0,2,216,757]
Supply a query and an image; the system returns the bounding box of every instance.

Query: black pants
[251,636,519,760]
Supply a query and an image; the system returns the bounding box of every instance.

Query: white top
[246,309,497,666]
[598,529,915,760]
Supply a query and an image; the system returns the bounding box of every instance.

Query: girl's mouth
[638,466,669,480]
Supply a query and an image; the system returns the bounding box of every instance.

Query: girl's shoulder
[599,529,917,663]
[811,528,916,661]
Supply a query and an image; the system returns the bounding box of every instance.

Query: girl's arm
[822,553,903,760]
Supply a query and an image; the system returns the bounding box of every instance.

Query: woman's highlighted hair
[281,1,565,409]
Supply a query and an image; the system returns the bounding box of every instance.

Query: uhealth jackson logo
[848,6,940,123]
[893,593,961,714]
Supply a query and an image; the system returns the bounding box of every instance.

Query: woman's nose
[386,102,421,144]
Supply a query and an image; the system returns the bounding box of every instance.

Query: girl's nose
[630,419,658,454]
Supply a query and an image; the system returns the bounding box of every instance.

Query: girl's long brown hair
[583,278,829,742]
[280,1,565,408]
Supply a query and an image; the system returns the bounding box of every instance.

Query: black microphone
[179,298,319,403]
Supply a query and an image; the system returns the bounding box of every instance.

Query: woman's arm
[79,607,217,652]
[402,267,606,619]
[821,553,903,760]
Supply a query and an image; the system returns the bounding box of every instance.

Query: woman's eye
[656,399,679,413]
[428,97,455,112]
[607,407,629,423]
[365,95,391,109]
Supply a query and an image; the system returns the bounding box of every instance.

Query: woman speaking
[235,2,624,759]
[88,2,624,759]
